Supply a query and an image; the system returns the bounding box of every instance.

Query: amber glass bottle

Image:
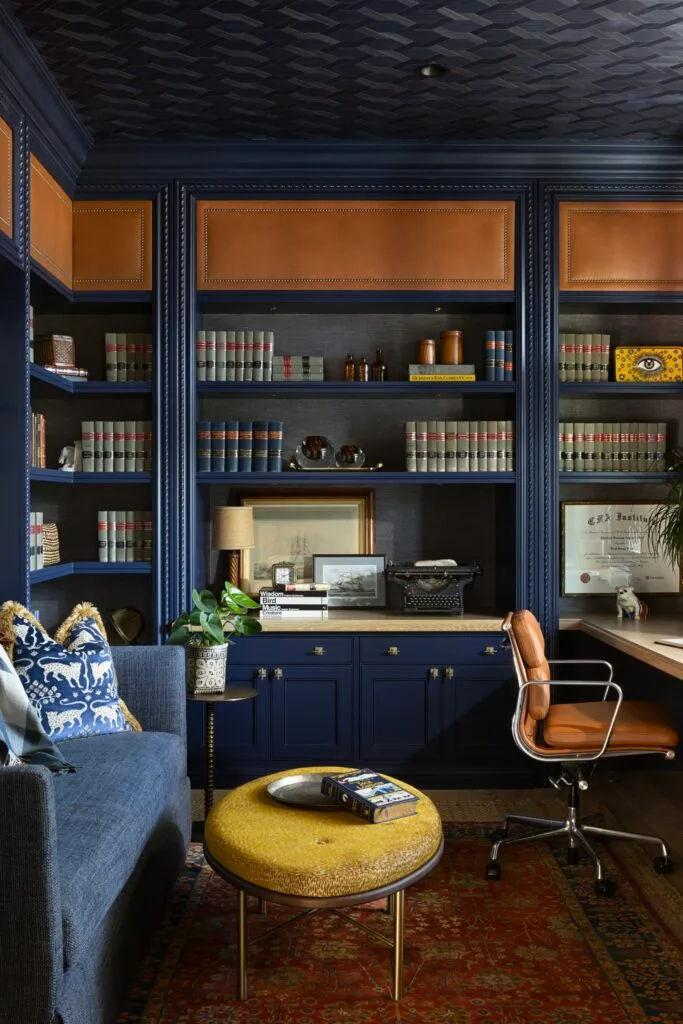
[344,354,356,381]
[356,356,369,381]
[371,349,387,381]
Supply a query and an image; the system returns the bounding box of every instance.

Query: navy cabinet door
[269,665,354,762]
[214,666,269,761]
[360,666,442,762]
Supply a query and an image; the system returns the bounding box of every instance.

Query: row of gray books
[81,421,153,473]
[104,333,154,382]
[558,333,611,382]
[196,329,274,382]
[97,510,153,563]
[405,420,515,473]
[559,422,667,472]
[29,512,44,571]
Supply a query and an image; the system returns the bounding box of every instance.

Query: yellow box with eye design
[614,346,683,382]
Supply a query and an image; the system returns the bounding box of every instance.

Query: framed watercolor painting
[238,491,375,592]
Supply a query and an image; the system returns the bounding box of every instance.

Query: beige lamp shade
[212,506,254,551]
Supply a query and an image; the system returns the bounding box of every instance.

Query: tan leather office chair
[486,610,679,895]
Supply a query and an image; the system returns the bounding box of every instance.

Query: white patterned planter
[186,644,228,695]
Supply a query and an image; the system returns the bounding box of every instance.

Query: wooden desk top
[258,610,503,633]
[561,615,683,681]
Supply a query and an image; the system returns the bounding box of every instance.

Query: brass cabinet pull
[444,667,455,679]
[429,667,439,679]
[273,667,283,680]
[386,646,400,656]
[312,646,325,656]
[482,646,497,656]
[256,667,268,680]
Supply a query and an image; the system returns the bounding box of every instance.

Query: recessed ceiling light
[415,63,449,79]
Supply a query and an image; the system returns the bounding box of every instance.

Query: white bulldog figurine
[615,586,648,620]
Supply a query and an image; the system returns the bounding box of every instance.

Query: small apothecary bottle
[344,354,356,381]
[371,349,387,381]
[417,338,436,365]
[356,356,369,381]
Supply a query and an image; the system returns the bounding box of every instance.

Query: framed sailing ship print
[238,491,375,593]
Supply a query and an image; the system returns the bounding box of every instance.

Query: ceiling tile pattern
[9,0,683,141]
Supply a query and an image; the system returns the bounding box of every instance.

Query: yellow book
[409,374,476,382]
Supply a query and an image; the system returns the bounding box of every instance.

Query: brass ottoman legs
[237,890,247,1000]
[392,889,405,1001]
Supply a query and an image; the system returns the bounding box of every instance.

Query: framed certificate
[561,501,682,595]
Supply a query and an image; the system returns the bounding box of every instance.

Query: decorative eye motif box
[614,346,683,382]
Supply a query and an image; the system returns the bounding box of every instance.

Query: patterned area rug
[117,825,683,1024]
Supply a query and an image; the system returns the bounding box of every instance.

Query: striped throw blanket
[0,644,73,772]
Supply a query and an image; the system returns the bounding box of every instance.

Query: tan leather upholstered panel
[30,155,72,288]
[559,201,683,292]
[510,610,550,720]
[0,116,12,239]
[196,200,515,291]
[73,200,152,290]
[543,700,678,753]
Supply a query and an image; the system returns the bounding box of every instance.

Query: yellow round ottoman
[204,766,443,1002]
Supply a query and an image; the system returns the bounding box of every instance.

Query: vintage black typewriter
[385,561,482,615]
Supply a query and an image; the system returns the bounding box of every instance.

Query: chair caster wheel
[594,879,617,897]
[566,847,579,866]
[653,856,673,875]
[490,828,507,844]
[485,861,502,880]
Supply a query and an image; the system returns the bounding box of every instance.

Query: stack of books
[29,512,44,570]
[273,355,324,381]
[30,410,46,468]
[559,422,666,472]
[259,583,330,619]
[484,330,514,382]
[558,333,611,382]
[97,510,153,562]
[196,329,275,382]
[405,420,515,472]
[197,420,284,473]
[81,421,153,473]
[105,333,154,381]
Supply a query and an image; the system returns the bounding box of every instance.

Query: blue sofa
[0,645,192,1024]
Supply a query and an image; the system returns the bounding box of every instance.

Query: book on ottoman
[321,769,418,823]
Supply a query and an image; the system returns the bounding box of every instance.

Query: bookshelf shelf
[30,561,152,584]
[196,381,516,397]
[559,472,671,483]
[196,471,516,485]
[30,365,153,397]
[30,470,152,484]
[559,383,683,396]
[195,290,518,307]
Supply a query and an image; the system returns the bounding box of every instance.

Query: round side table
[187,687,258,819]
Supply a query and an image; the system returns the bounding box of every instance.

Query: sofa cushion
[52,730,184,968]
[0,602,138,742]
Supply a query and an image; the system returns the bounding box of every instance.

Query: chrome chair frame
[486,616,674,893]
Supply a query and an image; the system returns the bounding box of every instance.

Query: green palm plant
[167,582,261,647]
[646,448,683,571]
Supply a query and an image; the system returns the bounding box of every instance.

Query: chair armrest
[112,645,187,741]
[547,658,614,681]
[0,766,62,1024]
[515,679,624,762]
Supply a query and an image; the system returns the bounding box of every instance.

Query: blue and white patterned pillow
[0,602,132,742]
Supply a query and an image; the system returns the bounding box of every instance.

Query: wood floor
[192,769,683,896]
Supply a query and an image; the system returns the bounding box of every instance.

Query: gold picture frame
[561,500,682,596]
[239,491,375,593]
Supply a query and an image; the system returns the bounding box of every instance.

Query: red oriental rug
[117,824,683,1024]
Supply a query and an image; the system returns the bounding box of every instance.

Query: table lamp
[212,505,254,588]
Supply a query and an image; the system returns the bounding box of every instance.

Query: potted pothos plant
[647,448,683,575]
[167,582,261,694]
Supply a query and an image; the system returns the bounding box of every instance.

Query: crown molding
[81,139,683,185]
[0,4,90,191]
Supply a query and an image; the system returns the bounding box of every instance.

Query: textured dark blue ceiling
[8,0,683,142]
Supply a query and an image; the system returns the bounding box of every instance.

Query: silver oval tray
[266,772,340,810]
